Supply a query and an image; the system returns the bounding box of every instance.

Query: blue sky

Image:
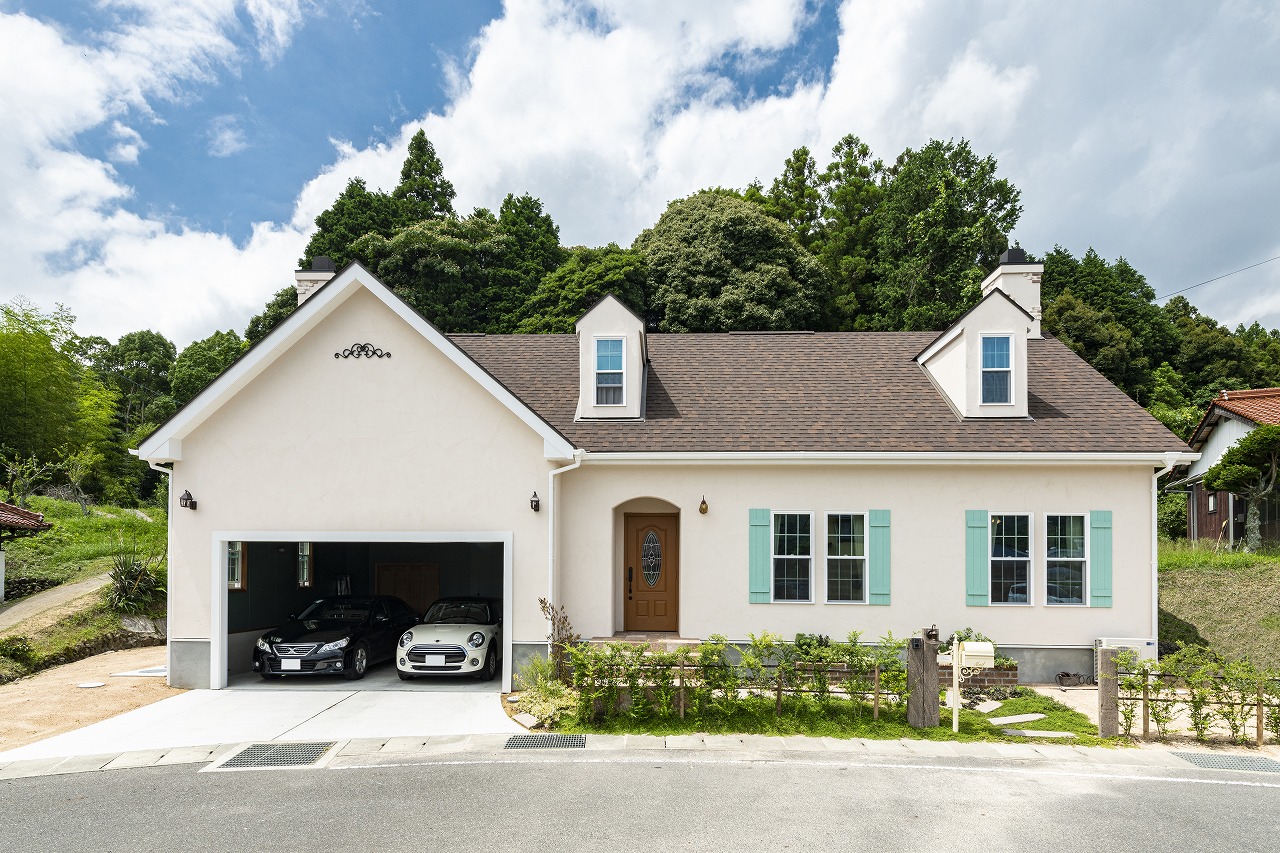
[2,1,1278,348]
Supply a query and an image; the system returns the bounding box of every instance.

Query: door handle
[627,567,633,600]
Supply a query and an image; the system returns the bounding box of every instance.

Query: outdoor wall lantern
[530,492,540,512]
[699,496,709,514]
[179,490,197,511]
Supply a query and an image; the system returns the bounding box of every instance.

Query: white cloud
[109,122,146,164]
[5,0,1280,350]
[207,115,250,157]
[0,2,320,346]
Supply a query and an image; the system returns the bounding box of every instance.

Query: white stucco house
[136,249,1195,691]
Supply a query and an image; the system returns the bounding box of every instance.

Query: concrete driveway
[0,660,523,763]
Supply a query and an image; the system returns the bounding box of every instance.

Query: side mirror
[375,614,389,623]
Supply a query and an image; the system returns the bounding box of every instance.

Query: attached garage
[218,532,513,690]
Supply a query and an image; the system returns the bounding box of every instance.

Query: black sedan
[252,595,419,681]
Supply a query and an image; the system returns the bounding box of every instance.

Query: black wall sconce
[530,492,540,512]
[699,496,709,514]
[179,490,197,511]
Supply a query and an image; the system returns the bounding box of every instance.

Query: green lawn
[550,690,1112,746]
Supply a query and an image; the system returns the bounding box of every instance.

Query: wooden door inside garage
[375,563,439,616]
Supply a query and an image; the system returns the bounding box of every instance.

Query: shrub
[103,541,165,614]
[0,634,36,667]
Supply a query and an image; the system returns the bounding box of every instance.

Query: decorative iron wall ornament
[334,343,391,359]
[641,531,661,586]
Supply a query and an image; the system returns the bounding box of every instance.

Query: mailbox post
[943,640,995,733]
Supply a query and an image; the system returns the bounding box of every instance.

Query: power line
[1156,254,1280,301]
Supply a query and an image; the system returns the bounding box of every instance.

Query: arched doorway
[617,498,680,632]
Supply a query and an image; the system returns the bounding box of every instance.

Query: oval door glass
[641,531,661,586]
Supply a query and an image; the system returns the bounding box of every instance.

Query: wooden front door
[623,514,679,632]
[374,563,440,618]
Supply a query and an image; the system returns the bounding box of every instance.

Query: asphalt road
[2,751,1278,852]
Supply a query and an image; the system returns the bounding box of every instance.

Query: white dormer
[575,294,646,420]
[916,249,1043,419]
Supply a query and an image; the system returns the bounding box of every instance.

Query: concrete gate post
[1098,651,1119,738]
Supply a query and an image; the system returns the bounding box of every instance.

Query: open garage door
[217,533,512,692]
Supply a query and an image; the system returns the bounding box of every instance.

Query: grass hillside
[3,496,166,590]
[1159,540,1280,668]
[0,497,167,684]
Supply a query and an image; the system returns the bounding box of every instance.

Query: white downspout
[1152,453,1180,643]
[547,450,584,627]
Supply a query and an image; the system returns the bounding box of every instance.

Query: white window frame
[1207,491,1217,513]
[770,510,814,603]
[297,542,312,589]
[823,510,868,604]
[227,541,245,591]
[980,334,1014,406]
[989,512,1031,606]
[593,336,625,406]
[1044,512,1088,607]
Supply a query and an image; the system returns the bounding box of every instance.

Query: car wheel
[343,644,369,681]
[476,648,497,681]
[397,670,414,681]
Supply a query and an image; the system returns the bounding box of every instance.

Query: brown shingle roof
[452,332,1188,454]
[0,501,52,535]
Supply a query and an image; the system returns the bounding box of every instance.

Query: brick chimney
[295,256,337,306]
[980,247,1043,338]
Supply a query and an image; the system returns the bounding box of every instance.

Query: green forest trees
[634,191,828,332]
[11,127,1280,517]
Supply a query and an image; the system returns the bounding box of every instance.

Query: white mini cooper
[396,597,501,681]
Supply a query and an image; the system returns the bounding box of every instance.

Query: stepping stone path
[513,712,540,729]
[1002,729,1076,739]
[988,712,1046,726]
[975,700,1004,714]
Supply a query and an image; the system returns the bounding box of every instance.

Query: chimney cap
[999,247,1027,265]
[311,255,336,272]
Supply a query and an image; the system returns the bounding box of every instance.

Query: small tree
[1203,424,1280,551]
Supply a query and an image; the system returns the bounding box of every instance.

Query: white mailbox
[957,641,995,670]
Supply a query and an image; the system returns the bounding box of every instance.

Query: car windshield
[423,602,490,625]
[297,599,371,622]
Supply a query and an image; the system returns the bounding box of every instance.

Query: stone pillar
[1098,650,1119,737]
[907,629,940,728]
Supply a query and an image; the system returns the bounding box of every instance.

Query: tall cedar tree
[393,129,456,221]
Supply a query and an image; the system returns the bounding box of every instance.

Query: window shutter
[1090,510,1113,608]
[868,509,891,605]
[748,508,771,603]
[965,510,989,606]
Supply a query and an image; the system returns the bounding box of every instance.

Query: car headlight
[318,638,349,654]
[467,632,486,649]
[256,638,270,652]
[399,631,413,648]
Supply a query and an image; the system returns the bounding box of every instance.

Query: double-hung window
[990,514,1030,604]
[297,542,313,589]
[1045,515,1086,604]
[772,512,812,602]
[826,512,867,603]
[595,338,624,405]
[981,335,1012,404]
[227,541,246,590]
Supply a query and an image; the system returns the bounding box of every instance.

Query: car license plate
[282,659,301,671]
[426,655,446,667]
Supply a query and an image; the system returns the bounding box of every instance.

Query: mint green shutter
[1090,510,1113,608]
[965,510,989,606]
[749,508,772,603]
[868,510,891,605]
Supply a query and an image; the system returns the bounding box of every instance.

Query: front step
[587,633,702,652]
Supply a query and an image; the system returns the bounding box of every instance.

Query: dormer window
[595,338,624,405]
[981,335,1012,405]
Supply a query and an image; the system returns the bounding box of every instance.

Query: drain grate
[220,742,337,769]
[505,734,586,750]
[1173,752,1280,774]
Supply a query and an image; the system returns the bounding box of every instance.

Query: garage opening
[223,538,507,691]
